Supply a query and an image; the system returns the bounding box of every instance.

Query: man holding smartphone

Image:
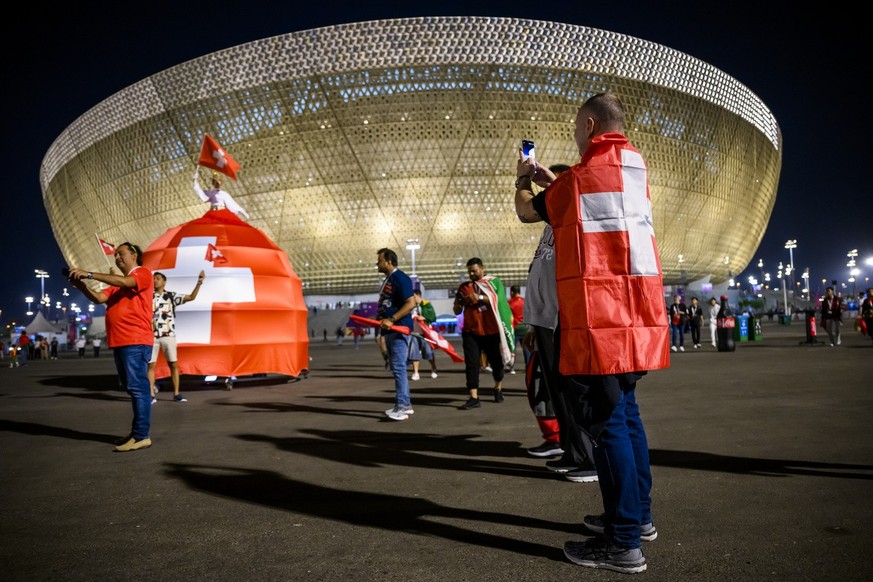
[514,93,669,574]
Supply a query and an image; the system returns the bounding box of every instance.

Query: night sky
[3,1,869,325]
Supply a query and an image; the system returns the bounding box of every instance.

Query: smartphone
[521,139,536,165]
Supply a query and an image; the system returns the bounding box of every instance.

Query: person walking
[452,257,513,410]
[16,332,31,367]
[376,248,417,421]
[409,289,439,380]
[668,294,688,353]
[687,296,704,349]
[507,285,529,373]
[515,92,669,573]
[76,336,86,358]
[67,242,155,452]
[820,286,843,346]
[148,270,205,403]
[708,297,719,348]
[861,288,873,344]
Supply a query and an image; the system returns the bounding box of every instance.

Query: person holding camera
[515,93,669,573]
[67,242,155,452]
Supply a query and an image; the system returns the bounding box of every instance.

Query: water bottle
[716,295,736,352]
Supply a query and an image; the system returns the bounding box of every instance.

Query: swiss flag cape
[545,133,670,375]
[143,209,308,380]
[198,134,241,180]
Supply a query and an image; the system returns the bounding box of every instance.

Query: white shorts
[150,336,178,364]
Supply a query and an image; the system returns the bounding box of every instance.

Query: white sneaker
[679,346,685,352]
[385,406,414,416]
[385,407,410,421]
[431,371,438,379]
[411,373,420,381]
[670,346,677,352]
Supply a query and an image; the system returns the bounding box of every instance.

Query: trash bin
[737,314,750,342]
[750,316,762,341]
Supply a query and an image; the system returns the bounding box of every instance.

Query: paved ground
[2,320,872,581]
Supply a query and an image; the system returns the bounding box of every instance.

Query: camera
[61,267,71,278]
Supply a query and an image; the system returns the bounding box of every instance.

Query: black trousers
[461,331,504,389]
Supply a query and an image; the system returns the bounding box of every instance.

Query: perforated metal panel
[41,17,781,294]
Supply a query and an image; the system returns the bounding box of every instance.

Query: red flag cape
[348,314,411,335]
[199,134,241,180]
[414,316,465,363]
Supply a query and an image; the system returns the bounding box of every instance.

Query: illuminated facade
[41,17,781,294]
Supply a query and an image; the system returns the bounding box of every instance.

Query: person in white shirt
[193,171,250,220]
[708,297,720,348]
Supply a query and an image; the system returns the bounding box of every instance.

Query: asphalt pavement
[1,319,872,581]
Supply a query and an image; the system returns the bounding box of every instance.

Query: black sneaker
[459,397,481,410]
[564,468,599,483]
[494,389,504,403]
[583,513,658,542]
[563,538,646,574]
[527,441,564,457]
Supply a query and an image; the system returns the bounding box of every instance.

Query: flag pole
[95,234,114,271]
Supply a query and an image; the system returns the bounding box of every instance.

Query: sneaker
[151,397,157,405]
[494,389,504,403]
[527,441,564,457]
[670,346,677,352]
[563,538,646,574]
[583,513,658,542]
[565,468,599,483]
[679,346,685,352]
[546,457,580,473]
[385,407,409,421]
[173,394,187,402]
[411,373,420,381]
[430,371,438,379]
[385,405,414,416]
[114,438,152,452]
[484,366,493,372]
[459,397,481,410]
[154,384,159,394]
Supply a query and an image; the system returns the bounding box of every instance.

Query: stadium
[40,16,781,295]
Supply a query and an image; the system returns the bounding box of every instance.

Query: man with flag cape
[452,257,514,410]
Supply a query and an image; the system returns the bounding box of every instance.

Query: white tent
[25,312,62,335]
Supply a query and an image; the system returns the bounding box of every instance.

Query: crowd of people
[10,92,872,575]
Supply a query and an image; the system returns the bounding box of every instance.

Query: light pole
[406,239,420,278]
[35,269,50,314]
[847,249,859,299]
[25,296,34,317]
[778,262,788,318]
[784,240,796,293]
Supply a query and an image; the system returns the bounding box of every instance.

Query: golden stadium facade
[40,17,781,294]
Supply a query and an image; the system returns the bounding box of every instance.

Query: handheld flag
[199,134,241,180]
[414,316,465,363]
[97,238,116,255]
[205,243,228,264]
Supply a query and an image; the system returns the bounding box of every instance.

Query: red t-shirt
[508,295,524,327]
[103,266,154,348]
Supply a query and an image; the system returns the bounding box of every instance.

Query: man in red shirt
[68,242,155,452]
[17,331,32,366]
[507,285,529,372]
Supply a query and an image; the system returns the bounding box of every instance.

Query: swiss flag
[414,316,465,363]
[205,243,228,264]
[98,238,116,255]
[198,134,241,180]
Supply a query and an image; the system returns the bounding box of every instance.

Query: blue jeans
[113,345,152,440]
[385,331,411,408]
[670,323,685,347]
[592,381,653,550]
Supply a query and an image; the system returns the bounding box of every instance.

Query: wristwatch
[515,175,532,189]
[478,294,485,301]
[86,272,94,280]
[388,316,396,323]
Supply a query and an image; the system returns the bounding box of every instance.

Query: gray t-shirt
[523,224,560,329]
